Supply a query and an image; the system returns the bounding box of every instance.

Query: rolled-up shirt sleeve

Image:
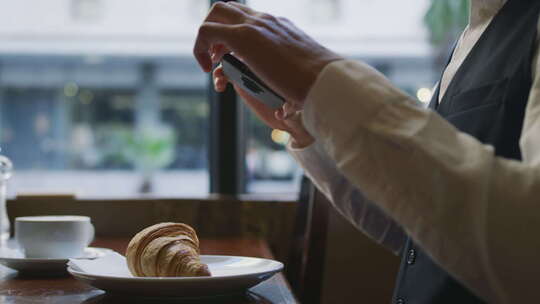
[287,140,406,255]
[301,59,540,303]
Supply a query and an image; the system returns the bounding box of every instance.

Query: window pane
[245,107,301,194]
[246,0,439,193]
[0,0,209,198]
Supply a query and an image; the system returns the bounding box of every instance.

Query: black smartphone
[220,54,285,109]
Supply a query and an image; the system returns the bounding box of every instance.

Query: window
[0,0,459,198]
[0,1,209,198]
[245,109,301,194]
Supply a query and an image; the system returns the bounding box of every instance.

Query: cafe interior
[0,0,455,303]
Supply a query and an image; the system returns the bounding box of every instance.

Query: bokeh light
[64,82,79,97]
[416,87,432,103]
[270,129,290,145]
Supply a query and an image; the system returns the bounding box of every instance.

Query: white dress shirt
[287,0,540,303]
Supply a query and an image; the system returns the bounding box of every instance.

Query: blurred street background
[0,0,467,198]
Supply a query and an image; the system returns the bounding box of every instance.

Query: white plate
[0,247,114,274]
[68,255,284,297]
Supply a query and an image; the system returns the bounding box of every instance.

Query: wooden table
[0,238,298,304]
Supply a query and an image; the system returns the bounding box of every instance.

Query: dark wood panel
[7,197,297,263]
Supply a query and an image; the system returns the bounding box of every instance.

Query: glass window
[245,108,301,194]
[0,0,466,198]
[0,1,209,198]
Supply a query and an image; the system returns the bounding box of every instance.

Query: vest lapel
[428,83,441,110]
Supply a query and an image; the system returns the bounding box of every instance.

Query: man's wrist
[289,133,315,149]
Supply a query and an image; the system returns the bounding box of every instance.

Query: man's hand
[213,64,315,148]
[194,1,343,110]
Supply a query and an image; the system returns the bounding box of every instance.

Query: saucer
[0,247,115,274]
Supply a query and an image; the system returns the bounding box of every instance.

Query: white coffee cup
[15,215,95,258]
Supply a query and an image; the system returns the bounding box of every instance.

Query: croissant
[126,222,211,277]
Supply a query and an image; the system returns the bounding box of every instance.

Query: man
[195,0,540,303]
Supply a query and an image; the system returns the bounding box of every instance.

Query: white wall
[249,0,432,57]
[0,0,207,55]
[0,0,432,57]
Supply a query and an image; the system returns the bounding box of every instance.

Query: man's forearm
[288,140,406,255]
[302,59,540,303]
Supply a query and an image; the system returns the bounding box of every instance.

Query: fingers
[281,102,297,119]
[210,44,229,63]
[213,65,228,92]
[204,1,248,24]
[227,2,257,15]
[214,64,298,128]
[196,2,282,72]
[195,2,252,72]
[275,103,300,121]
[275,108,286,121]
[194,22,238,72]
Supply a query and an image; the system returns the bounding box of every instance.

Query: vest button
[396,297,405,304]
[406,249,416,265]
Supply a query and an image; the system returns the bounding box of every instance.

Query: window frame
[208,0,247,196]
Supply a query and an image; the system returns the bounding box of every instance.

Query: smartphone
[220,54,285,109]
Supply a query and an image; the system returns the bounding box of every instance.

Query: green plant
[123,125,176,173]
[94,123,176,172]
[424,0,470,46]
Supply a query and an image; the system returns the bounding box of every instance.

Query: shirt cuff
[286,138,331,179]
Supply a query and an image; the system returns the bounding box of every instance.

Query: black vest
[392,1,540,303]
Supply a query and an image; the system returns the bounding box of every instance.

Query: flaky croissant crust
[126,222,211,277]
